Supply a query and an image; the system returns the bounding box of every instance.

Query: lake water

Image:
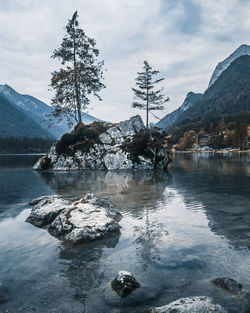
[0,153,250,313]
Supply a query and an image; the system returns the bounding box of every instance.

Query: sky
[1,0,250,124]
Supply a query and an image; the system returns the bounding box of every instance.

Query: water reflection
[0,154,51,220]
[134,211,168,270]
[1,154,250,312]
[39,170,172,216]
[59,235,120,306]
[171,152,250,249]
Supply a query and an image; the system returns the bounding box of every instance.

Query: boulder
[146,296,227,313]
[26,195,70,227]
[111,271,140,297]
[211,277,243,295]
[26,194,122,244]
[33,115,172,171]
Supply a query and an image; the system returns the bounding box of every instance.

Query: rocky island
[33,115,172,171]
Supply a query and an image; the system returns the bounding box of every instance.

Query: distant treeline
[0,136,55,153]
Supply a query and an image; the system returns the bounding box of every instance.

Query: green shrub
[121,128,168,165]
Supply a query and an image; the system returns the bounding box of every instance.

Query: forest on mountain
[0,137,55,154]
[169,55,250,148]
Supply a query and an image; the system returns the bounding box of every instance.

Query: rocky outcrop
[111,271,140,297]
[26,194,122,244]
[146,296,227,313]
[33,115,171,171]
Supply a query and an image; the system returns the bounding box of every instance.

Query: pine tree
[132,61,169,127]
[50,11,105,127]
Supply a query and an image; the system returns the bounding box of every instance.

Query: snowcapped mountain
[208,44,250,87]
[0,84,100,138]
[156,92,202,129]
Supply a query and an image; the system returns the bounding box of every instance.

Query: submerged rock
[33,115,172,171]
[111,271,140,297]
[26,194,122,244]
[146,296,227,313]
[211,277,243,295]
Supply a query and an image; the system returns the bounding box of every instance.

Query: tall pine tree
[50,11,105,126]
[132,61,169,127]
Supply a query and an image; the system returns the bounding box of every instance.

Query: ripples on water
[0,153,250,312]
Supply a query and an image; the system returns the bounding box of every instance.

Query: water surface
[0,153,250,313]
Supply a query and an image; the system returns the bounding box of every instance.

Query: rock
[26,194,122,244]
[33,115,172,171]
[111,271,140,297]
[211,277,243,295]
[26,195,70,227]
[146,296,227,313]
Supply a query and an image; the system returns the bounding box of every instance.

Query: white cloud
[0,0,250,124]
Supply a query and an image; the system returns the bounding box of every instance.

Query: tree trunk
[146,68,149,128]
[73,28,82,124]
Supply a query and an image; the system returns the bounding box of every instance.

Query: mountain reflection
[171,153,250,249]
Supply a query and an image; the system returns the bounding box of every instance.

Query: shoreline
[0,153,46,156]
[173,149,250,154]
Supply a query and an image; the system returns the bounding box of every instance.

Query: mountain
[0,94,53,138]
[157,44,250,133]
[179,55,250,120]
[0,84,100,139]
[168,55,250,139]
[156,92,202,129]
[208,44,250,88]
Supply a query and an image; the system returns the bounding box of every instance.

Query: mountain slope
[156,92,202,129]
[208,44,250,87]
[169,55,250,136]
[0,94,53,138]
[0,84,100,139]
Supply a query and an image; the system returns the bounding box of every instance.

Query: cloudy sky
[1,0,250,124]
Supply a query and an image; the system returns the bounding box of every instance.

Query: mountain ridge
[0,84,100,139]
[168,55,250,141]
[209,44,250,88]
[0,94,54,139]
[157,44,250,132]
[156,92,202,129]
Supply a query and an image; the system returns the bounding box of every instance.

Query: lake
[0,152,250,313]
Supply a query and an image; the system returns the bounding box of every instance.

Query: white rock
[26,195,122,244]
[99,132,113,144]
[130,115,145,132]
[26,195,70,227]
[149,296,227,313]
[107,126,123,142]
[117,120,135,136]
[104,151,128,170]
